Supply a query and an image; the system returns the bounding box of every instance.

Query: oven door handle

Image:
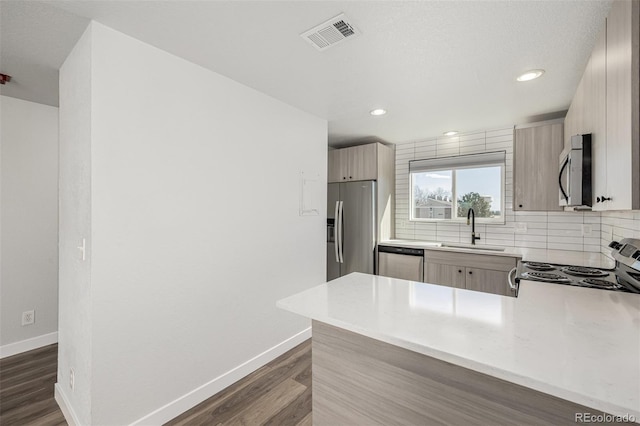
[508,267,518,293]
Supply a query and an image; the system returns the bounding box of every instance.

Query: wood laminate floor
[0,344,66,425]
[0,340,312,426]
[165,339,312,426]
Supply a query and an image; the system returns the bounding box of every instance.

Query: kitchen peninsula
[277,273,640,425]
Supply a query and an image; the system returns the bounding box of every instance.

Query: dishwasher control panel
[378,245,424,256]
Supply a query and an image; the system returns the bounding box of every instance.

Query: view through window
[409,152,505,222]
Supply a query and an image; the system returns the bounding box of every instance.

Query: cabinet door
[513,123,563,211]
[589,22,608,210]
[465,268,514,297]
[328,149,347,183]
[568,76,586,152]
[424,262,465,289]
[564,105,578,153]
[604,0,638,210]
[348,144,377,181]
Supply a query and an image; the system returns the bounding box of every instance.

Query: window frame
[408,151,506,224]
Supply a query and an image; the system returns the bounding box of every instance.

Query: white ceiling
[0,0,612,146]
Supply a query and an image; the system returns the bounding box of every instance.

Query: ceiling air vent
[301,13,359,52]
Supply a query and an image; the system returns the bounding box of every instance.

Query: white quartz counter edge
[301,317,635,418]
[380,239,615,269]
[277,274,639,418]
[284,310,635,417]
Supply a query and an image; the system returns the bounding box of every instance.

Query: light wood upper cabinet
[604,0,639,210]
[328,143,388,183]
[564,22,606,207]
[513,122,564,211]
[590,23,608,208]
[347,144,378,181]
[328,149,344,183]
[564,0,639,210]
[330,142,395,241]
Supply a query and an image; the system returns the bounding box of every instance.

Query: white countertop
[278,273,640,417]
[380,239,615,269]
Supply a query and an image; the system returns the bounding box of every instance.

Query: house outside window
[409,151,505,223]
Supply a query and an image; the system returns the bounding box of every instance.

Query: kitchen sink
[440,243,506,252]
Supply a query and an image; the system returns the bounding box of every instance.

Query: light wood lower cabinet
[424,262,465,289]
[424,250,517,297]
[465,267,513,296]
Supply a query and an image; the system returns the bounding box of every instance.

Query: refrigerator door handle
[338,201,344,264]
[334,201,340,263]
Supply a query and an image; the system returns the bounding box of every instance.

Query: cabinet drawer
[424,250,517,272]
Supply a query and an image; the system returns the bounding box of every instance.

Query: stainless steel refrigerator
[327,181,376,280]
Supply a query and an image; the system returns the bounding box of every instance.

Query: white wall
[58,22,327,425]
[57,25,93,425]
[395,128,602,251]
[0,96,59,350]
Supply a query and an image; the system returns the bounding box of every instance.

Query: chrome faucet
[467,208,481,245]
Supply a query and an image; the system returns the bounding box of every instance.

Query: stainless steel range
[514,238,640,294]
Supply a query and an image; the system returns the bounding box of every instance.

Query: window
[409,151,505,222]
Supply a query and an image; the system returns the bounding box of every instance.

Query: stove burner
[561,266,609,278]
[523,262,556,271]
[580,278,620,289]
[522,271,572,283]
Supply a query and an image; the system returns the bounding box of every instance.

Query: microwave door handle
[559,156,570,203]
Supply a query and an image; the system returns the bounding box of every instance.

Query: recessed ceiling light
[370,108,387,116]
[443,131,458,136]
[516,69,545,82]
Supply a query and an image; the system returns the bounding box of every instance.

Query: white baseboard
[55,383,81,426]
[0,332,58,359]
[130,327,312,426]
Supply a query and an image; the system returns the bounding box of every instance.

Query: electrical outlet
[21,310,35,326]
[582,224,593,236]
[514,222,528,234]
[70,368,75,390]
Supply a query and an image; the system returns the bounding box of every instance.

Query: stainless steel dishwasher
[377,245,424,282]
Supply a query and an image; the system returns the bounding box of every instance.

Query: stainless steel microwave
[559,134,592,208]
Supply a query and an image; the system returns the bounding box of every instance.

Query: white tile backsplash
[394,126,640,254]
[600,211,640,255]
